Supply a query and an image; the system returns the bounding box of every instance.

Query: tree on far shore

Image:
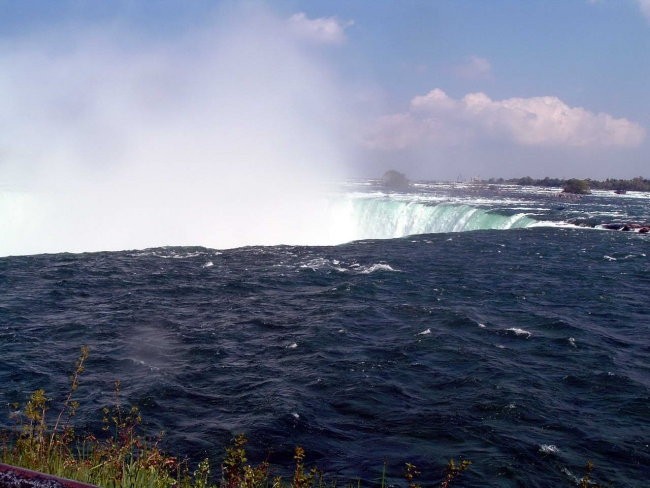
[562,179,591,194]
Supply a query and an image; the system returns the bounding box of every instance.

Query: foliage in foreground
[2,347,177,487]
[0,347,603,487]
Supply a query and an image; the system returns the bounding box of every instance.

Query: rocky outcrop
[562,179,591,195]
[600,223,650,233]
[381,170,410,191]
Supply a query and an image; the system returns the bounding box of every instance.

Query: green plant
[292,446,319,488]
[579,461,603,488]
[404,462,421,488]
[221,433,272,488]
[439,458,471,488]
[1,347,184,487]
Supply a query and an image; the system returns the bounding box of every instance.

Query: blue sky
[1,0,649,181]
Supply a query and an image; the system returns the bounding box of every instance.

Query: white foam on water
[202,261,214,268]
[128,358,160,372]
[300,258,327,271]
[131,249,209,259]
[417,328,431,335]
[507,328,532,338]
[561,467,579,483]
[529,220,578,229]
[357,263,399,274]
[539,444,560,454]
[591,190,650,200]
[299,258,347,273]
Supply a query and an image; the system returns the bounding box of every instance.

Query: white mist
[0,5,352,256]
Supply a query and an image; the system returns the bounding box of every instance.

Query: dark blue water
[1,189,649,487]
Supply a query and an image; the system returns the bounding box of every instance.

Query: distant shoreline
[473,176,650,192]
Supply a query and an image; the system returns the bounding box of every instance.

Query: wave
[298,258,399,274]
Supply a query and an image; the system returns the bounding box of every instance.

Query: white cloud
[453,55,492,79]
[365,89,646,149]
[288,12,353,45]
[637,0,650,21]
[589,1,650,22]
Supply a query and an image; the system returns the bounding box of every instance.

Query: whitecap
[539,444,560,454]
[287,343,298,349]
[174,251,203,259]
[357,263,399,274]
[300,258,347,273]
[417,328,431,335]
[299,258,331,271]
[507,327,532,338]
[202,261,214,268]
[478,323,486,328]
[568,337,576,347]
[128,358,160,372]
[561,467,580,483]
[140,249,209,259]
[291,412,300,419]
[603,255,617,261]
